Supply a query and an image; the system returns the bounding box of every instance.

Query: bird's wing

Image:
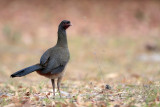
[40,58,59,74]
[40,50,50,66]
[51,65,65,74]
[40,47,68,74]
[40,59,66,74]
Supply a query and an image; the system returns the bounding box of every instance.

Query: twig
[93,52,105,86]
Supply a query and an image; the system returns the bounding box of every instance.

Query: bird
[11,20,71,98]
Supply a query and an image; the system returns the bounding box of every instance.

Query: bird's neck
[56,27,68,48]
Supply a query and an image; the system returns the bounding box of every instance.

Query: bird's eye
[66,21,70,24]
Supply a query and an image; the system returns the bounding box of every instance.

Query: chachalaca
[11,20,71,98]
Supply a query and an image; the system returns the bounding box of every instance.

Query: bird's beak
[68,23,72,26]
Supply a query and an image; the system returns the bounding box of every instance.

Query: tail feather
[11,64,43,78]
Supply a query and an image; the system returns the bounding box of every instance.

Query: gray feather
[51,65,65,74]
[11,64,42,77]
[40,50,50,66]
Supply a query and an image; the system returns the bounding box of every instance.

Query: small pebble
[105,84,111,90]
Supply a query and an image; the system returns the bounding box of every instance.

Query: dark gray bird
[11,20,71,98]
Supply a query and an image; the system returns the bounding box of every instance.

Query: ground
[0,35,160,107]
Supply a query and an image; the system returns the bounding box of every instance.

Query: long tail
[11,64,43,78]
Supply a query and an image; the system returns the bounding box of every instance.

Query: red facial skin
[64,23,71,30]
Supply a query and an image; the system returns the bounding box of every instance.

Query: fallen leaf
[0,94,8,98]
[25,92,30,96]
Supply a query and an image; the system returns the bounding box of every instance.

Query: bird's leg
[57,76,62,98]
[51,79,55,98]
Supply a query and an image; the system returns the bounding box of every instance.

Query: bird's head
[59,20,72,30]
